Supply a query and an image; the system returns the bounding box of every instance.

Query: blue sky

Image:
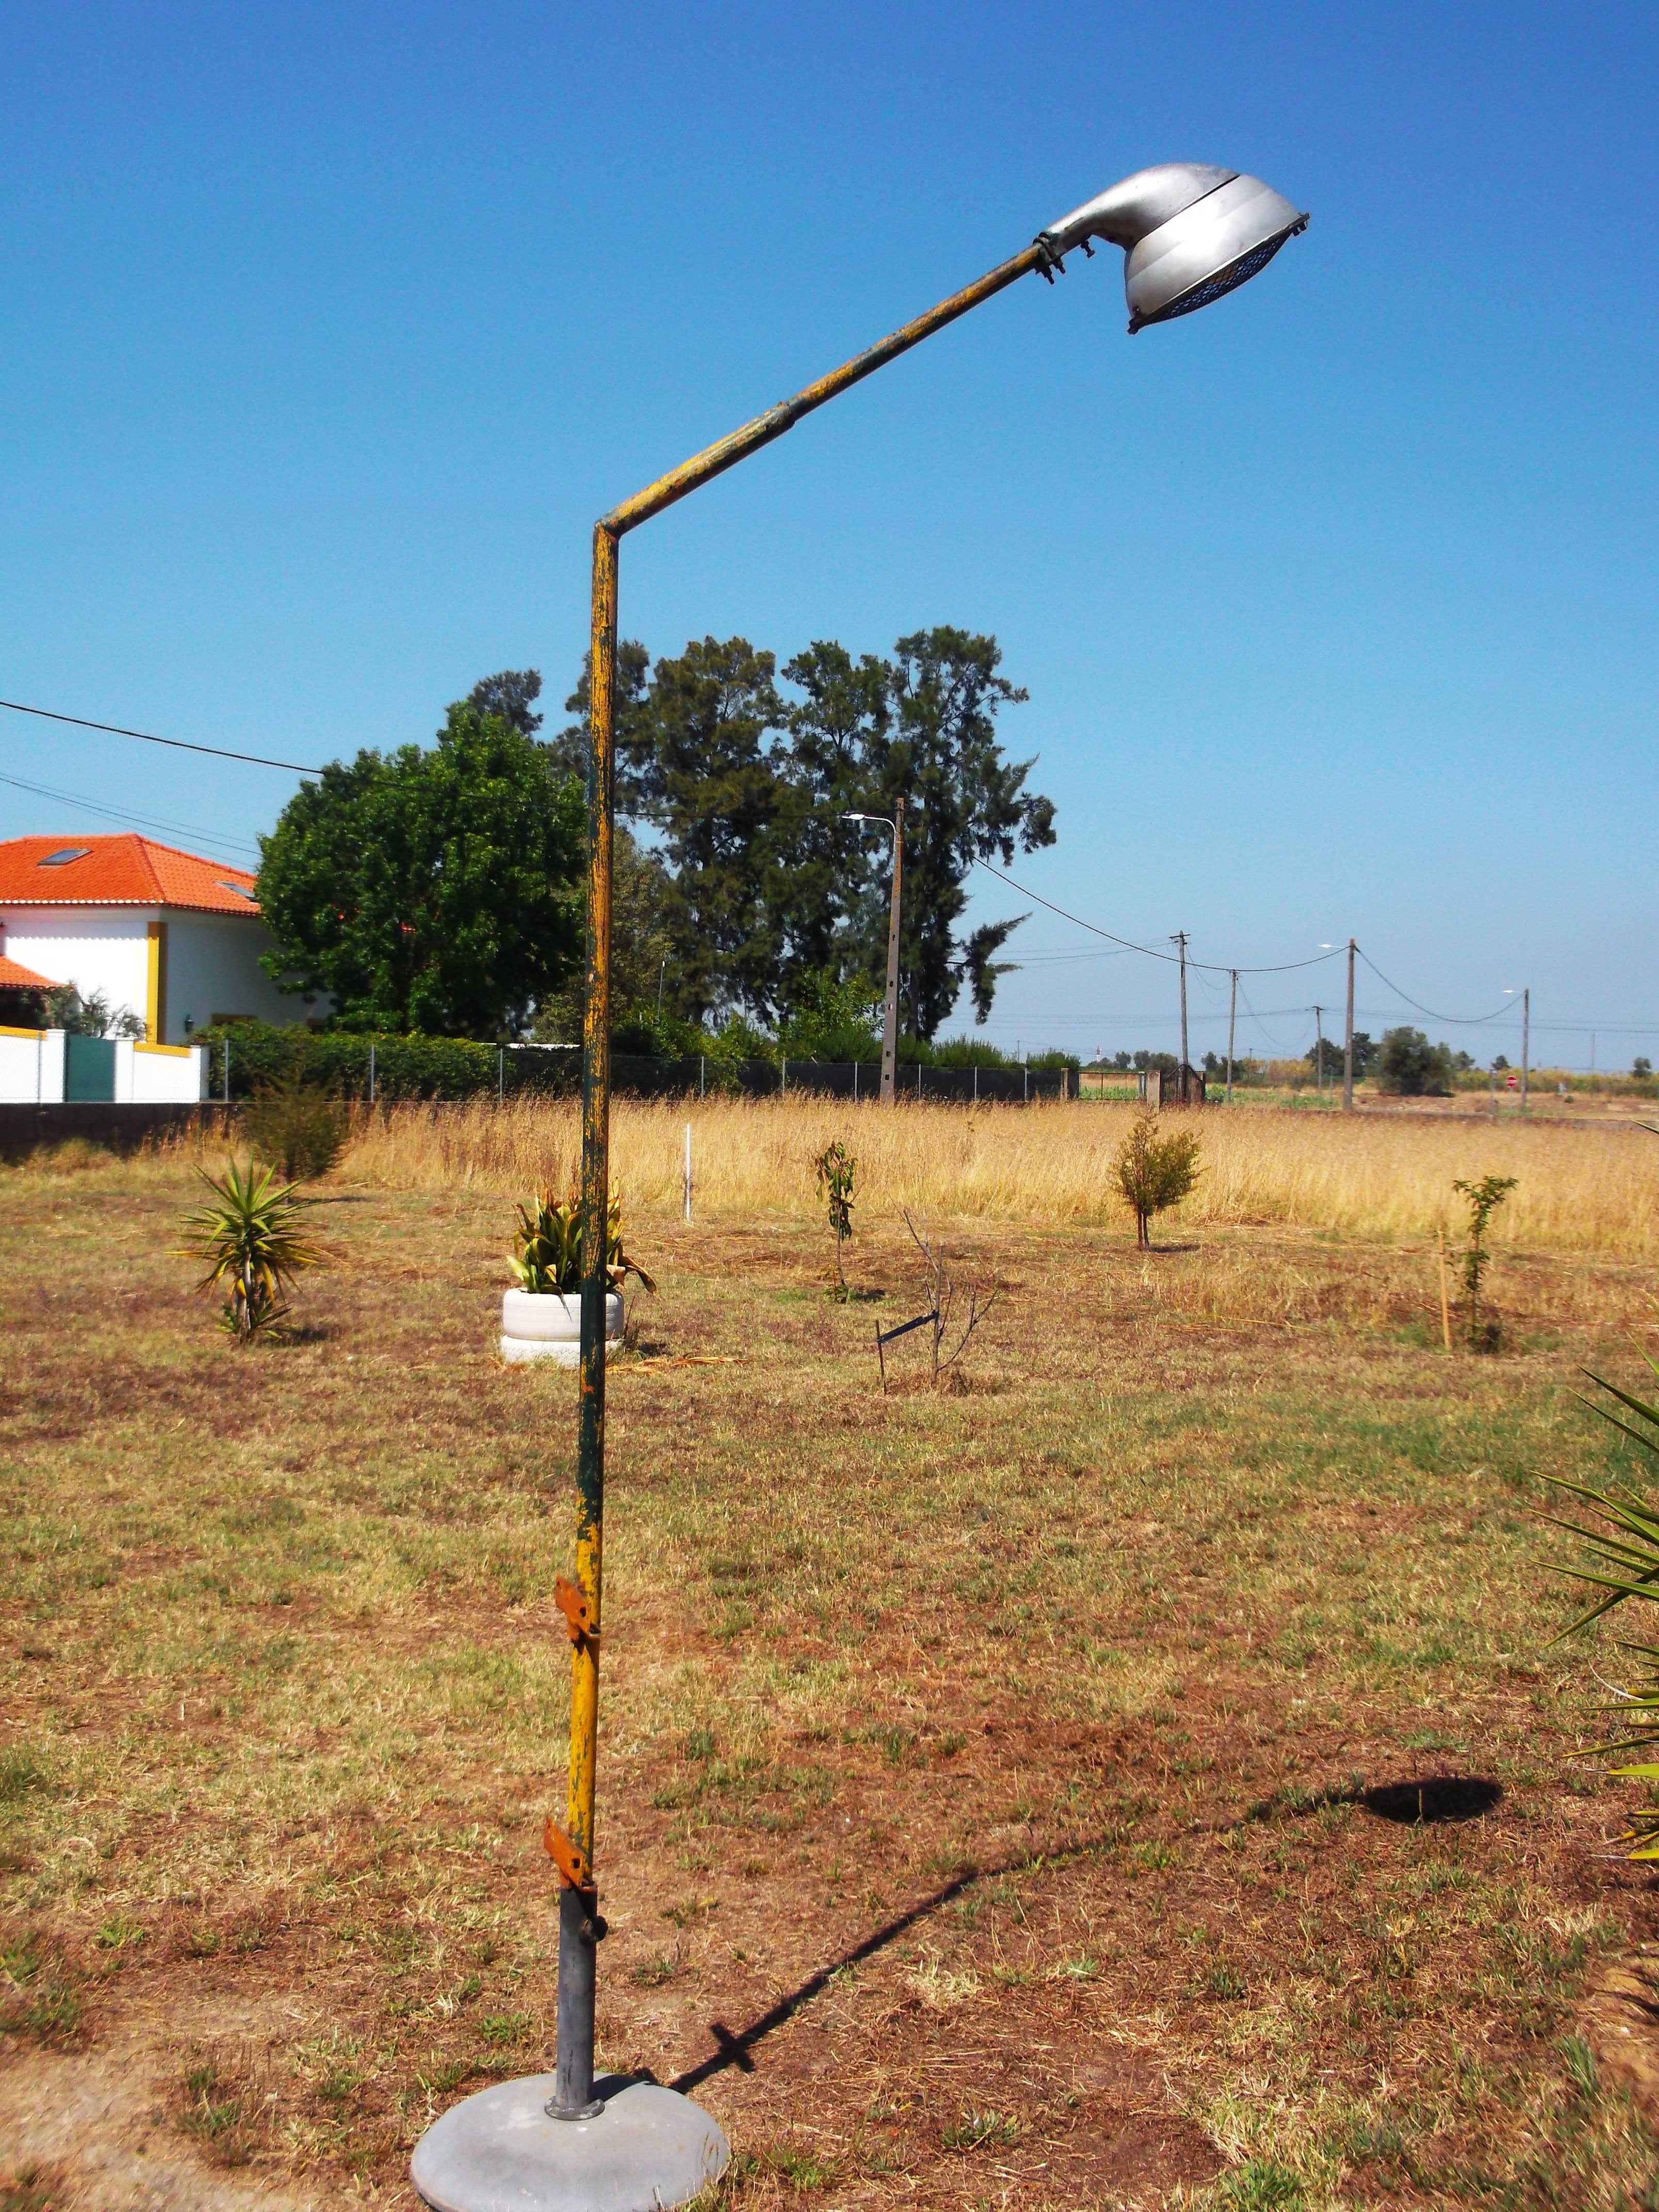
[2,1,1654,1068]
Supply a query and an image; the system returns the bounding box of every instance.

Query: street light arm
[602,243,1046,536]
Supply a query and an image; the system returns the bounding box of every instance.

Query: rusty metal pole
[538,258,1050,2110]
[547,521,618,2123]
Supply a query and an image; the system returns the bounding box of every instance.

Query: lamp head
[1038,163,1307,332]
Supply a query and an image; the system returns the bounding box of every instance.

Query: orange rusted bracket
[555,1575,598,1647]
[543,1817,592,1892]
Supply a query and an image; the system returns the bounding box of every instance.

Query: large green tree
[860,626,1053,1035]
[257,691,585,1036]
[557,625,1054,1038]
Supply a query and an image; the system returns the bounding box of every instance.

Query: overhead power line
[972,857,1344,976]
[0,769,261,859]
[1354,948,1511,1028]
[0,695,322,774]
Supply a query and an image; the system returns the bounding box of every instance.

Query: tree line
[255,629,1056,1054]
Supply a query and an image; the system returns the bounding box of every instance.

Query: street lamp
[411,160,1307,2212]
[842,811,902,1103]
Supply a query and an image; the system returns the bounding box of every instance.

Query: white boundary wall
[0,1028,66,1102]
[115,1041,208,1102]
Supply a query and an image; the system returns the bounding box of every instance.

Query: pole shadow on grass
[666,1782,1504,2093]
[1241,1776,1504,1827]
[670,1867,980,2092]
[1360,1776,1503,1824]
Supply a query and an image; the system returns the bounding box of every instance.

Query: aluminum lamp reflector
[1037,164,1307,332]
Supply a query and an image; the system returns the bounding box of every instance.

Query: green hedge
[191,1021,569,1103]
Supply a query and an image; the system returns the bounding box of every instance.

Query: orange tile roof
[0,836,260,915]
[0,953,58,990]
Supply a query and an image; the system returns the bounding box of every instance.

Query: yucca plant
[1546,1359,1659,1856]
[509,1188,655,1295]
[182,1159,329,1343]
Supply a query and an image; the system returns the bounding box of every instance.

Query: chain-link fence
[513,1048,1075,1105]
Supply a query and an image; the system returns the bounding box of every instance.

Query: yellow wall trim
[135,1041,194,1059]
[146,921,168,1045]
[0,1024,45,1040]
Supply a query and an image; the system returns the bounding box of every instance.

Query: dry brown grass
[331,1093,1659,1259]
[5,1156,1659,2210]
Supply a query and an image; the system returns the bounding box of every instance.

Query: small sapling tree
[902,1213,996,1390]
[244,1064,349,1183]
[1114,1112,1202,1248]
[1452,1173,1517,1351]
[815,1139,857,1299]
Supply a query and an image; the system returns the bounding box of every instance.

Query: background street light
[842,810,902,1104]
[412,159,1306,2212]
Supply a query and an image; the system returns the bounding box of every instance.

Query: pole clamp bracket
[554,1576,598,1647]
[545,1821,608,1940]
[544,1817,592,1891]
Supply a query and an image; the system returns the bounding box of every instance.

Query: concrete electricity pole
[844,810,903,1104]
[1521,986,1530,1111]
[1313,1004,1325,1095]
[1172,931,1190,1100]
[1226,969,1238,1104]
[1343,938,1356,1110]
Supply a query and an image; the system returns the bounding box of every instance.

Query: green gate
[64,1034,116,1102]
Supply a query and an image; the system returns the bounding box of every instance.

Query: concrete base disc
[411,2072,729,2212]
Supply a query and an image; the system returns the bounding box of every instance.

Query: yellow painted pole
[547,235,1051,2120]
[547,521,617,2120]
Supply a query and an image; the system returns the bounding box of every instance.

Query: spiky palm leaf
[509,1188,655,1295]
[1546,1358,1659,1853]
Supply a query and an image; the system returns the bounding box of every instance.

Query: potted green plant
[501,1187,654,1366]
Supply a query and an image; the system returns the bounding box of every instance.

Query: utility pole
[1172,932,1190,1102]
[843,809,904,1105]
[881,809,904,1105]
[1226,970,1238,1105]
[1521,986,1530,1111]
[1343,938,1356,1110]
[1313,1005,1325,1096]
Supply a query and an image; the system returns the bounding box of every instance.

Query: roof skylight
[38,847,91,867]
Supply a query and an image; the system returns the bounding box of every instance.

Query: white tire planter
[500,1288,623,1367]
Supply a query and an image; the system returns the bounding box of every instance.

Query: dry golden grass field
[7,1097,1659,2212]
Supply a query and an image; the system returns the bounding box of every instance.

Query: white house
[0,834,308,1043]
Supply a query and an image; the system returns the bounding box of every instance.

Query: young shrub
[814,1140,856,1298]
[242,1067,348,1183]
[182,1160,330,1343]
[510,1189,655,1295]
[1452,1173,1517,1351]
[1113,1112,1202,1248]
